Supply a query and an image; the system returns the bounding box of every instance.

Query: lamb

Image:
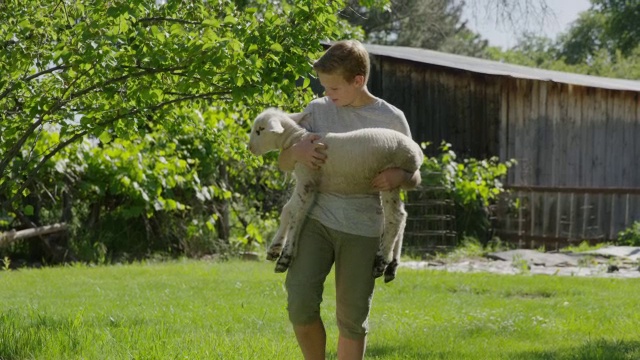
[248,108,423,282]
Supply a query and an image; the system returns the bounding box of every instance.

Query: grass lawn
[1,259,639,359]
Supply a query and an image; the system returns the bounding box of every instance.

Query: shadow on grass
[364,344,444,359]
[513,339,640,360]
[355,339,640,360]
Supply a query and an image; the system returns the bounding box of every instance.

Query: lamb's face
[248,109,286,155]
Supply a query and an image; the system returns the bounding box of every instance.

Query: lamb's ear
[264,119,285,134]
[288,112,309,124]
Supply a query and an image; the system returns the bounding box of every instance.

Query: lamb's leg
[274,182,316,273]
[266,195,295,261]
[383,211,406,283]
[373,189,406,280]
[284,191,317,264]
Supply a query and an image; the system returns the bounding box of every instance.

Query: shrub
[417,142,516,244]
[617,221,640,246]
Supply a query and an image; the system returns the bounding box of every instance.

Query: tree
[463,0,553,34]
[338,0,566,57]
[486,32,559,68]
[486,0,640,80]
[0,0,350,262]
[557,0,640,65]
[339,0,488,57]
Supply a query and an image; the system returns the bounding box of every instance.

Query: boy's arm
[278,135,327,171]
[402,169,421,190]
[372,168,421,191]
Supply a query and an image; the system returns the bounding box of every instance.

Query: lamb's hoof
[266,246,282,261]
[274,255,292,273]
[372,255,387,278]
[383,259,399,283]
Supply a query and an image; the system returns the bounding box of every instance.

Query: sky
[463,0,592,49]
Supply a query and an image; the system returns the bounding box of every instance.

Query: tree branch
[0,64,206,177]
[0,223,69,247]
[0,65,70,101]
[0,91,232,212]
[0,119,45,180]
[0,62,96,177]
[66,65,188,102]
[137,17,202,25]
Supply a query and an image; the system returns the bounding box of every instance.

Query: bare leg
[293,319,326,360]
[337,335,366,360]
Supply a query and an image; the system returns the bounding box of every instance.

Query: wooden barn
[361,43,640,248]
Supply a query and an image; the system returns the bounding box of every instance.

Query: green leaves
[419,142,515,239]
[150,25,166,42]
[0,0,356,259]
[17,19,33,30]
[23,205,34,216]
[223,15,237,24]
[421,142,514,207]
[617,221,640,246]
[98,131,112,144]
[269,43,284,52]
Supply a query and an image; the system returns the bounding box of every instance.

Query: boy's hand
[292,134,327,170]
[372,168,410,191]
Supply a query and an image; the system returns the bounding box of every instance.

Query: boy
[278,40,421,360]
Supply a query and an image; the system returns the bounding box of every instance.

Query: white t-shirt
[299,96,412,237]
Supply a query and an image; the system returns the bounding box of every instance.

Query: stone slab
[487,249,580,267]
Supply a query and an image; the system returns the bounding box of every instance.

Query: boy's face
[317,72,365,107]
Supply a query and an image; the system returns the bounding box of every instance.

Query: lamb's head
[249,108,301,155]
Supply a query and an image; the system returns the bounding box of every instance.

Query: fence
[495,186,640,249]
[404,186,457,253]
[403,185,640,251]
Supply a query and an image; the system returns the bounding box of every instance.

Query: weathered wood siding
[369,57,500,159]
[365,54,640,245]
[500,81,640,188]
[497,80,640,244]
[497,187,640,248]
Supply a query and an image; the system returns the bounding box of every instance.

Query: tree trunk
[215,164,231,243]
[215,201,230,243]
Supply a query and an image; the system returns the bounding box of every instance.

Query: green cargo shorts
[285,217,380,340]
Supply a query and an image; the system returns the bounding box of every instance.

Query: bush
[617,221,640,246]
[0,106,292,265]
[417,142,515,244]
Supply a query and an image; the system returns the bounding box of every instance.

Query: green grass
[1,260,639,360]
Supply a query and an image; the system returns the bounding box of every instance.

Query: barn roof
[364,43,640,93]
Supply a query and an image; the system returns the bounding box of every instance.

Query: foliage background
[0,0,354,264]
[1,0,639,265]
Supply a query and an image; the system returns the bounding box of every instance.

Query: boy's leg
[338,336,367,360]
[285,218,335,360]
[333,230,379,360]
[293,319,327,360]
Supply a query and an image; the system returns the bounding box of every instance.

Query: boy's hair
[313,40,370,83]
